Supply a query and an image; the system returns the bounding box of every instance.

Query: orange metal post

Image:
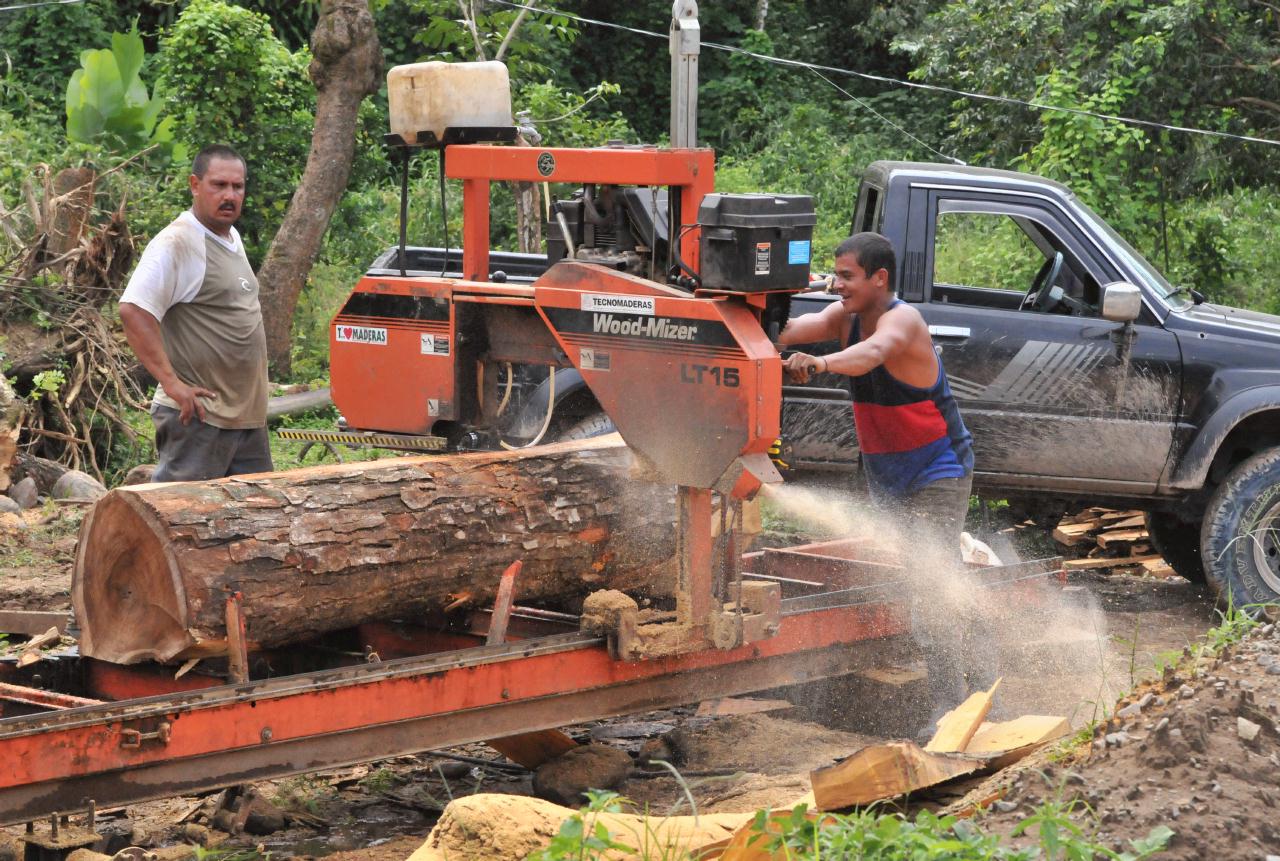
[461,177,491,281]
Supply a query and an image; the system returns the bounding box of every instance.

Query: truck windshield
[1072,199,1191,310]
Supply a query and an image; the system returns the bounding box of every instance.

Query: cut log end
[72,490,195,664]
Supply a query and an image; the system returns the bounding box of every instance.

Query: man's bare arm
[119,302,216,424]
[823,306,915,377]
[777,299,845,346]
[783,305,917,383]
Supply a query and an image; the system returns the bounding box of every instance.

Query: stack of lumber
[1050,507,1174,577]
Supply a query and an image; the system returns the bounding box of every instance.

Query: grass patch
[528,791,1173,860]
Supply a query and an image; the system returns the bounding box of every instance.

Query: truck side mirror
[1101,282,1141,323]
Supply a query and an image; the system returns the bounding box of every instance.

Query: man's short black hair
[835,232,896,292]
[192,144,246,178]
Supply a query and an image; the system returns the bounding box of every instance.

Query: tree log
[72,435,675,664]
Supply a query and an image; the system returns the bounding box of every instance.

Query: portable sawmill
[0,2,1062,847]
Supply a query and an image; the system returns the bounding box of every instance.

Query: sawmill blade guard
[534,261,782,494]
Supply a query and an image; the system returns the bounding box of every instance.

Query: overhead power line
[489,0,1280,151]
[0,0,84,12]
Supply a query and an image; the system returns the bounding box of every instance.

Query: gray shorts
[151,405,274,482]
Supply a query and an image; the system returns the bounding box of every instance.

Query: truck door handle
[928,325,970,339]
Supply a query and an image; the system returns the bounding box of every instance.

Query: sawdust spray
[756,480,1115,735]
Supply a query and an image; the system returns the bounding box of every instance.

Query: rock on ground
[122,464,156,485]
[532,743,632,806]
[7,477,38,509]
[51,470,107,501]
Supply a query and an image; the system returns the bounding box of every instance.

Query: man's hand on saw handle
[783,351,828,384]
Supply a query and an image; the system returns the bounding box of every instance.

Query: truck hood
[1170,302,1280,343]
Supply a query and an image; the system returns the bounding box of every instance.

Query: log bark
[72,436,676,664]
[257,0,383,377]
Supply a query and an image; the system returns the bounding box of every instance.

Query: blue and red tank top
[846,300,973,499]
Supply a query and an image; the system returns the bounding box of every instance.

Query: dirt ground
[0,503,1257,860]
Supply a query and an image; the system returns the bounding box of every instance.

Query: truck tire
[1144,512,1205,585]
[1201,447,1280,607]
[557,412,617,441]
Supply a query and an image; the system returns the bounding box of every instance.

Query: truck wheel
[1144,512,1205,585]
[1201,447,1280,606]
[557,412,617,441]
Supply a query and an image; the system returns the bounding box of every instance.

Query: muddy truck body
[784,160,1280,606]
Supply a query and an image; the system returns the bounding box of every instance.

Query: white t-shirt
[120,211,243,320]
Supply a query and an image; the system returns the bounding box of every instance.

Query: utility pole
[669,0,700,148]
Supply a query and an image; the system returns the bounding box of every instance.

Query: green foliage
[27,369,65,402]
[717,101,932,261]
[750,800,1172,860]
[901,0,1280,189]
[359,766,404,795]
[518,80,632,147]
[1162,188,1280,312]
[410,0,578,80]
[701,29,797,151]
[154,0,315,263]
[526,790,638,861]
[0,0,120,117]
[1201,597,1260,651]
[65,25,178,157]
[272,774,336,816]
[191,846,270,861]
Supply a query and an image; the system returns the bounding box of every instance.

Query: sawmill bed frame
[0,543,1059,830]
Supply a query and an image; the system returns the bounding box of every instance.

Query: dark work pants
[870,473,996,728]
[151,404,274,482]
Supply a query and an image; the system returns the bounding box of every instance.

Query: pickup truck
[362,161,1280,609]
[783,161,1280,610]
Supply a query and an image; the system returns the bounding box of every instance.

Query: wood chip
[925,679,1002,753]
[1062,554,1162,571]
[486,730,578,770]
[965,715,1071,768]
[810,742,988,810]
[1095,528,1149,549]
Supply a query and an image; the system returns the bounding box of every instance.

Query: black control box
[697,193,816,292]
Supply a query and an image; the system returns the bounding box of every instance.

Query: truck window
[852,185,881,234]
[934,212,1042,292]
[932,210,1099,315]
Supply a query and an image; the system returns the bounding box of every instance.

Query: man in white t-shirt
[119,144,272,481]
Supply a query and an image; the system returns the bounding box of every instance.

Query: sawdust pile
[406,794,748,861]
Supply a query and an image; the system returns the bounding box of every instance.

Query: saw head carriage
[325,56,819,655]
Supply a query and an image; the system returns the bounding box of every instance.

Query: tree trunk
[754,0,769,31]
[257,0,384,378]
[72,436,676,664]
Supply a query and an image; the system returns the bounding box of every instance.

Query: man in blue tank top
[778,232,989,736]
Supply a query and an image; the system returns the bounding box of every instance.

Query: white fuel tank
[387,61,513,144]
